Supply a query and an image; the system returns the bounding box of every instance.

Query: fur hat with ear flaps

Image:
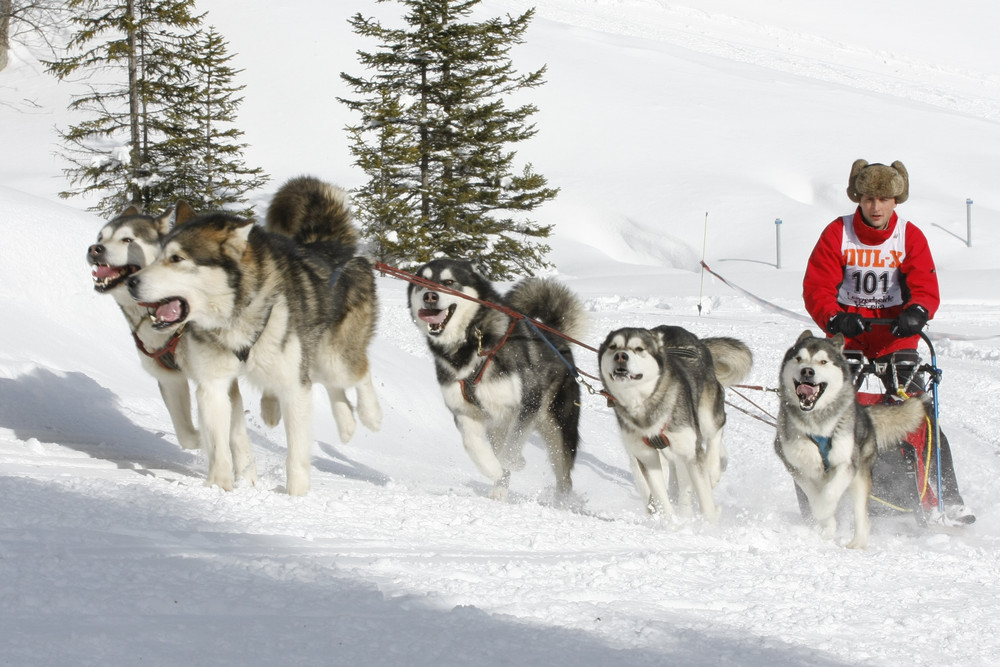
[846,159,909,204]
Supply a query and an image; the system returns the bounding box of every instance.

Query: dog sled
[794,328,946,527]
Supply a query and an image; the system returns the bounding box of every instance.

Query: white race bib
[837,215,906,309]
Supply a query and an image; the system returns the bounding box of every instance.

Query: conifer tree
[341,0,558,280]
[46,1,265,217]
[46,0,203,215]
[160,26,267,217]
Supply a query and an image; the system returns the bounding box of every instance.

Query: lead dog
[408,259,586,500]
[87,205,256,482]
[599,325,752,521]
[775,331,926,548]
[127,176,381,495]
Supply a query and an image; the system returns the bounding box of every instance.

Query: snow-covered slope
[2,2,999,665]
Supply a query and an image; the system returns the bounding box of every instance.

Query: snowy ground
[2,1,1000,665]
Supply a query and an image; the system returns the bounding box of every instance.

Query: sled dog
[599,325,752,522]
[127,176,382,495]
[88,205,257,476]
[774,331,926,548]
[408,258,586,500]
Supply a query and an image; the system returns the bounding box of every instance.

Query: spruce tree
[46,1,265,218]
[341,0,558,280]
[46,0,203,215]
[160,26,267,217]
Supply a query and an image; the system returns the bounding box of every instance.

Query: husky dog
[775,331,926,548]
[88,204,246,456]
[599,326,752,521]
[127,176,382,495]
[408,258,586,500]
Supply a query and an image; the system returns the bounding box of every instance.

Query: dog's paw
[489,470,511,501]
[357,395,382,432]
[205,470,234,492]
[177,429,201,450]
[285,476,310,497]
[336,418,357,444]
[237,461,258,486]
[701,503,721,524]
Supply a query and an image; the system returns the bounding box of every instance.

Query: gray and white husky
[599,325,752,521]
[775,331,926,548]
[127,176,382,495]
[408,258,586,500]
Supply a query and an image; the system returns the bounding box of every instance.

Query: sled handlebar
[856,318,935,356]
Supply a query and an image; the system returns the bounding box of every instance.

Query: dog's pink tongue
[418,308,447,324]
[156,300,183,322]
[93,265,119,279]
[797,383,818,398]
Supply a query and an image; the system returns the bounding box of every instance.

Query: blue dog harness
[809,434,833,471]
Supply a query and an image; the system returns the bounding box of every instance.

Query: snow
[2,1,1000,664]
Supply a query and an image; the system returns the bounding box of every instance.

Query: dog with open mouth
[598,325,752,522]
[408,258,586,500]
[87,203,255,461]
[127,176,382,495]
[774,330,926,548]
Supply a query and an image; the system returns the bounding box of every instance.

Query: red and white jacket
[803,208,940,359]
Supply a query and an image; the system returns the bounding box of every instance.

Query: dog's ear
[119,205,141,217]
[224,217,255,257]
[153,201,196,235]
[796,330,813,343]
[173,201,196,226]
[831,333,846,351]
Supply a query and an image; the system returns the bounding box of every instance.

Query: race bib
[837,215,906,309]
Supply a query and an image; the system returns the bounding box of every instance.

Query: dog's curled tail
[868,395,928,452]
[703,337,753,387]
[265,175,357,247]
[506,278,588,342]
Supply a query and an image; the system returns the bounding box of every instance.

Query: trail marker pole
[966,198,973,247]
[698,212,708,315]
[775,218,783,269]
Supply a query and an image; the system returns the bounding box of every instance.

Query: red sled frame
[850,330,944,524]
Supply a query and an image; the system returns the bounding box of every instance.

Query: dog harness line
[643,424,671,449]
[458,319,519,405]
[808,434,833,471]
[131,323,184,372]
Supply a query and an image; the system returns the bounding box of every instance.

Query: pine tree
[45,0,203,215]
[45,1,265,218]
[340,0,558,280]
[159,26,267,217]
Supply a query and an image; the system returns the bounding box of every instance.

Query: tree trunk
[0,0,12,71]
[126,0,142,206]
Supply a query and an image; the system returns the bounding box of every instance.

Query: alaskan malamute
[599,325,752,521]
[775,331,926,548]
[88,204,256,478]
[408,259,585,500]
[127,176,382,495]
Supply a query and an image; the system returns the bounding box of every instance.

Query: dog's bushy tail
[265,176,357,247]
[868,395,928,452]
[506,278,587,342]
[703,337,753,387]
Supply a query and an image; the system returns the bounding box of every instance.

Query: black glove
[826,312,868,338]
[891,305,929,338]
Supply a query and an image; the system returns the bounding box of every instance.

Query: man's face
[859,195,897,229]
